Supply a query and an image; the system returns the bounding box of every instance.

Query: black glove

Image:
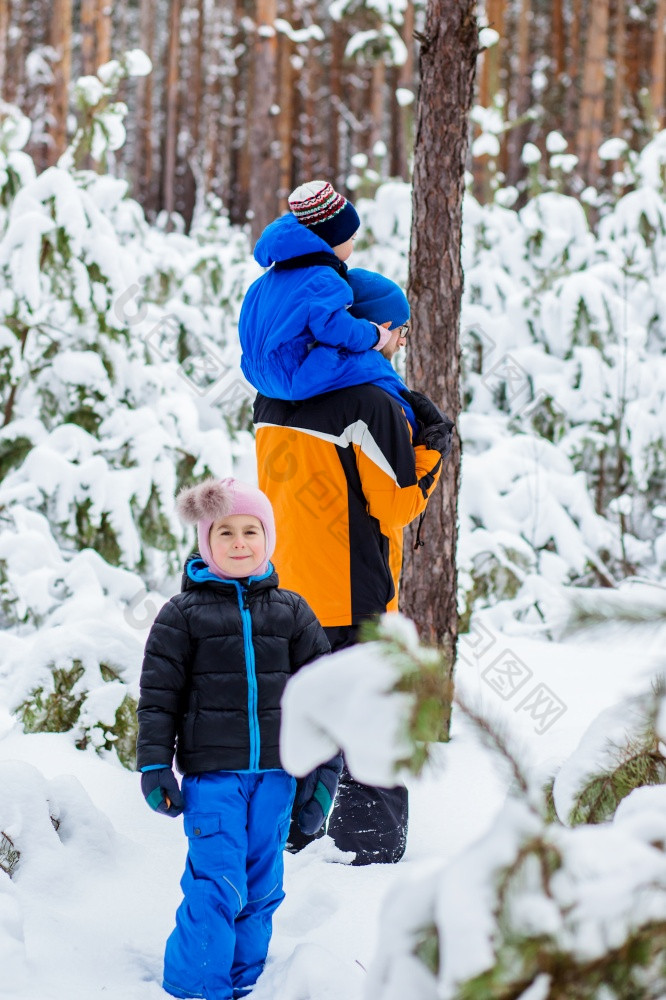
[295,754,343,836]
[140,767,184,818]
[401,389,454,458]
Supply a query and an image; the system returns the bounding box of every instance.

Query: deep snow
[0,623,660,1000]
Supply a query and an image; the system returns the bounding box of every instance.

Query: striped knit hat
[288,180,360,248]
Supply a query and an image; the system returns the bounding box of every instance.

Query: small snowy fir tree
[0,62,254,768]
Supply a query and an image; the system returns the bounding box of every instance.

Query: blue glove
[295,754,343,836]
[140,767,184,817]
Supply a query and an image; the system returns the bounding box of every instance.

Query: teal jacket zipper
[237,583,261,771]
[185,560,274,772]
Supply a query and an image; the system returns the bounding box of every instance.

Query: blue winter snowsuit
[238,213,416,427]
[136,558,330,1000]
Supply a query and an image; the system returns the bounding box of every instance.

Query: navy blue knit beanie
[288,180,360,248]
[347,268,410,330]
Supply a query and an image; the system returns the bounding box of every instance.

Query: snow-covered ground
[0,623,660,1000]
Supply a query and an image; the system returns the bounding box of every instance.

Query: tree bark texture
[612,0,627,138]
[402,0,478,734]
[577,0,610,185]
[136,0,156,211]
[0,0,10,90]
[163,0,182,226]
[80,0,96,75]
[48,0,73,164]
[652,0,666,128]
[248,0,279,241]
[505,0,532,188]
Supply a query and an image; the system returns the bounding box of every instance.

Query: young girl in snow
[136,477,339,1000]
[238,179,416,430]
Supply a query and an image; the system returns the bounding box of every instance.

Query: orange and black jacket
[254,384,444,628]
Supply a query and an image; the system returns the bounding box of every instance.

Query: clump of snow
[280,640,413,787]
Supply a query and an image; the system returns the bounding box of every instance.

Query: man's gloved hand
[140,767,184,817]
[401,389,454,458]
[295,753,343,836]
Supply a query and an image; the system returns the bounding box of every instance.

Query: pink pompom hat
[176,477,276,579]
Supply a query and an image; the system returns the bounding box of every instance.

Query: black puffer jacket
[136,557,330,774]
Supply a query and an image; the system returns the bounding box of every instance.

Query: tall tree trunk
[163,0,182,227]
[249,0,279,240]
[301,38,318,179]
[475,0,503,200]
[479,0,503,104]
[49,0,73,165]
[0,0,9,95]
[328,19,343,188]
[96,0,112,66]
[204,2,225,199]
[390,0,414,181]
[577,0,610,185]
[566,0,585,144]
[3,0,20,103]
[370,59,386,170]
[136,0,156,212]
[229,0,251,225]
[402,0,478,735]
[388,64,407,180]
[80,0,97,75]
[612,0,627,138]
[552,0,565,80]
[505,0,531,188]
[652,0,666,128]
[190,0,205,152]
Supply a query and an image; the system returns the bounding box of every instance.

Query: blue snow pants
[162,769,296,1000]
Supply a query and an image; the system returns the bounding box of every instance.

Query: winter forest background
[1,1,666,998]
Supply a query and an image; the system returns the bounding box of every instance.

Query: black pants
[286,624,409,865]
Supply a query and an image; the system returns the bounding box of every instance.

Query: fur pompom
[176,478,234,524]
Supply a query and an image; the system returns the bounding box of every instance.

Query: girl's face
[209,515,266,575]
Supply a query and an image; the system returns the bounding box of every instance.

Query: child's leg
[231,770,296,992]
[163,773,251,1000]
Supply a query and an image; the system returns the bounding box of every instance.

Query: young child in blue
[136,477,338,1000]
[238,180,417,433]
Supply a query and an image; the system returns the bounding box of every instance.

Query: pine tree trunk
[397,0,417,179]
[163,0,182,227]
[612,0,627,138]
[204,1,225,198]
[402,0,478,736]
[475,0,503,199]
[96,0,112,66]
[3,0,18,103]
[566,0,585,142]
[388,64,407,180]
[249,0,279,240]
[80,0,96,74]
[479,0,502,103]
[577,0,610,185]
[49,0,73,164]
[369,59,386,180]
[229,0,251,225]
[0,0,9,94]
[505,0,532,187]
[136,0,156,211]
[328,19,343,188]
[652,0,666,128]
[190,0,205,152]
[552,0,565,80]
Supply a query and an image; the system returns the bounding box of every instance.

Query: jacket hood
[182,554,279,592]
[254,213,334,267]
